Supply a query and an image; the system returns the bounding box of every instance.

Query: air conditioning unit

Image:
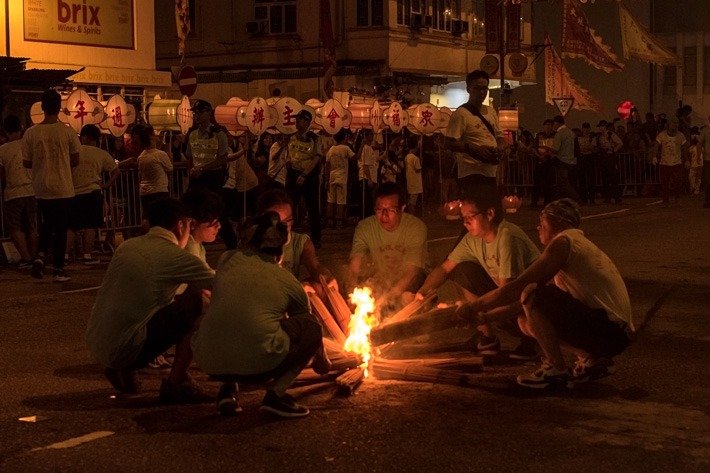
[246,19,268,35]
[410,13,425,30]
[451,20,469,37]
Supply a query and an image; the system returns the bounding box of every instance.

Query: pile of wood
[299,290,483,395]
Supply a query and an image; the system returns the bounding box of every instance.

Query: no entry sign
[177,65,198,97]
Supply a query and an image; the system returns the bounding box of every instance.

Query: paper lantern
[63,88,105,132]
[436,106,452,133]
[498,109,519,132]
[214,97,249,136]
[243,97,275,136]
[30,102,44,125]
[348,101,372,130]
[408,103,441,135]
[147,95,193,133]
[617,100,634,120]
[271,97,303,134]
[502,195,522,213]
[102,95,136,137]
[382,102,409,133]
[317,99,351,135]
[370,100,383,130]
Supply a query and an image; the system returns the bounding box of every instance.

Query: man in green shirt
[417,189,540,359]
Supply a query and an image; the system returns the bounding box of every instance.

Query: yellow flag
[619,5,680,66]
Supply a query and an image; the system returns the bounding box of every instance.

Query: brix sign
[58,0,100,26]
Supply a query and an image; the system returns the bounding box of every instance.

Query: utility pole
[499,0,507,108]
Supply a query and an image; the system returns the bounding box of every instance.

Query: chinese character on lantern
[74,100,88,124]
[252,107,265,130]
[112,107,124,127]
[283,105,295,126]
[420,110,433,127]
[327,108,340,128]
[392,110,400,127]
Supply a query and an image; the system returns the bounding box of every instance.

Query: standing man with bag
[445,70,507,198]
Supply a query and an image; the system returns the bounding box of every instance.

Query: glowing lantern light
[617,100,635,120]
[382,102,409,133]
[214,97,249,136]
[243,97,275,136]
[272,97,303,134]
[348,101,372,130]
[436,106,452,133]
[370,100,383,130]
[30,102,45,125]
[63,88,105,132]
[498,108,519,132]
[408,103,441,135]
[345,287,378,378]
[102,95,136,137]
[147,95,193,133]
[317,99,350,135]
[503,195,522,213]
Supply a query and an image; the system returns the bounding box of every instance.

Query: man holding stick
[456,199,634,389]
[416,189,540,360]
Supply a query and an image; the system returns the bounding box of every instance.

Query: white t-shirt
[72,144,117,195]
[656,131,686,166]
[0,140,34,201]
[21,122,81,199]
[138,148,173,195]
[445,104,503,179]
[326,144,354,185]
[359,144,378,183]
[553,228,634,330]
[268,142,287,185]
[405,152,423,194]
[224,154,258,192]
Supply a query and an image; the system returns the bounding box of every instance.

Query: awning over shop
[27,62,172,88]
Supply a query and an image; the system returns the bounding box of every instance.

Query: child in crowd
[325,129,354,227]
[405,135,423,216]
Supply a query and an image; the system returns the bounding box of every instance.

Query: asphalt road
[0,196,708,472]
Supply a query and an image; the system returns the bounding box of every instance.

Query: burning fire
[344,287,378,377]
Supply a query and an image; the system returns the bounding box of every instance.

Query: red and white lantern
[215,97,250,136]
[317,99,351,135]
[147,95,193,134]
[102,94,136,137]
[382,102,409,133]
[242,97,275,136]
[62,88,105,132]
[272,97,303,134]
[408,103,441,135]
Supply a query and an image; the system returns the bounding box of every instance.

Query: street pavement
[0,196,708,472]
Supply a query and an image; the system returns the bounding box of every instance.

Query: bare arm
[418,259,457,297]
[300,239,333,283]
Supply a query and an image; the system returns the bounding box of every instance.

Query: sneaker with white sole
[517,362,573,389]
[572,357,615,383]
[476,335,501,355]
[52,269,71,282]
[259,391,309,418]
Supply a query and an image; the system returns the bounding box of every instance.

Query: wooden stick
[335,367,365,395]
[381,292,437,326]
[371,359,475,386]
[322,337,362,372]
[308,293,346,345]
[319,275,352,335]
[379,338,475,359]
[370,306,470,346]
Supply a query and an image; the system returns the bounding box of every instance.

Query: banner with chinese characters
[320,0,336,98]
[23,0,134,49]
[561,0,623,73]
[618,5,680,66]
[485,0,502,54]
[175,0,191,58]
[505,2,521,54]
[545,34,600,112]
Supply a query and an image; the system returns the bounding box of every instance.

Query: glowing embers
[344,287,378,377]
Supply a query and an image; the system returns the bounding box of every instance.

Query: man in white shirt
[445,69,506,198]
[457,199,633,389]
[22,89,81,282]
[0,115,36,267]
[86,198,215,403]
[357,130,379,217]
[655,117,688,206]
[551,115,579,201]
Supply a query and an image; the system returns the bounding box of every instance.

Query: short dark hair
[374,182,405,207]
[41,89,62,115]
[180,188,224,223]
[334,128,349,143]
[466,70,490,87]
[80,124,101,142]
[407,134,419,151]
[2,115,21,134]
[137,124,155,148]
[248,211,288,257]
[581,122,591,129]
[552,115,565,125]
[257,188,294,214]
[460,185,503,225]
[146,197,192,229]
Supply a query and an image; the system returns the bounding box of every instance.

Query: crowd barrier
[0,153,663,245]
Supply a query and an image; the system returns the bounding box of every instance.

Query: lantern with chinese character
[101,95,136,137]
[62,88,105,133]
[382,101,409,133]
[348,101,372,130]
[408,103,441,135]
[498,108,519,132]
[436,106,452,133]
[214,97,249,136]
[317,99,351,135]
[147,95,193,134]
[272,97,303,134]
[242,97,275,136]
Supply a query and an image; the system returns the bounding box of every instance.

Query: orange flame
[344,287,378,377]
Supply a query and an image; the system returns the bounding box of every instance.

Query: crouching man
[86,198,215,402]
[457,199,634,389]
[192,212,329,418]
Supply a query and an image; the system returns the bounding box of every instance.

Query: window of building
[397,0,424,27]
[357,0,384,27]
[255,0,297,35]
[472,0,485,38]
[431,0,460,32]
[683,46,697,87]
[662,48,677,96]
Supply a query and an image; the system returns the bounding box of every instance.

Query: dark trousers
[286,167,322,244]
[600,153,622,203]
[36,198,72,269]
[554,160,579,201]
[531,160,554,205]
[659,164,683,204]
[188,169,226,193]
[578,154,597,203]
